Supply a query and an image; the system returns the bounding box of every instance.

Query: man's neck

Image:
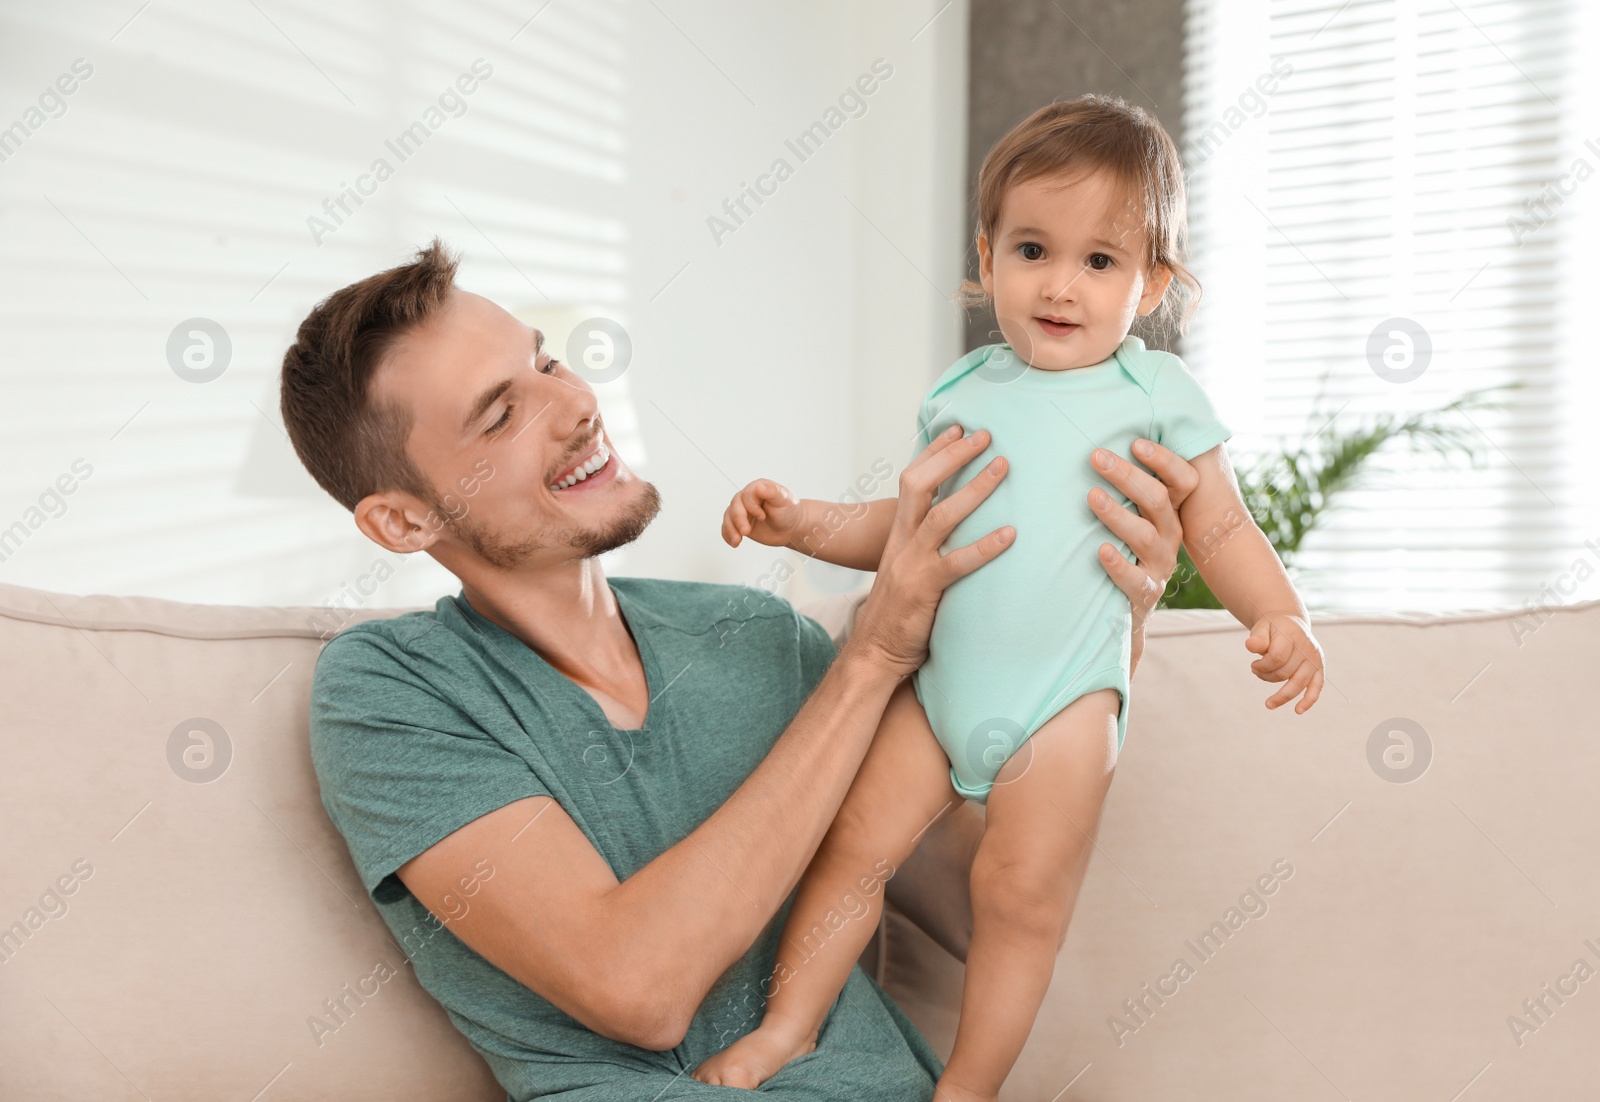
[458,558,641,691]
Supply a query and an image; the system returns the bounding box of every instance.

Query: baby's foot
[690,1024,818,1090]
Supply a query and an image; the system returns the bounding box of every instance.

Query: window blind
[0,1,641,607]
[1181,0,1595,612]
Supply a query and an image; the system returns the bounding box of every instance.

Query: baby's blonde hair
[961,94,1200,340]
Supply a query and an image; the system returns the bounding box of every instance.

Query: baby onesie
[910,335,1232,803]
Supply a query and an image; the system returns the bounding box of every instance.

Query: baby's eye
[1017,242,1044,261]
[1087,253,1113,271]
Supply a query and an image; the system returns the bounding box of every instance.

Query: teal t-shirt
[910,336,1232,797]
[308,577,944,1100]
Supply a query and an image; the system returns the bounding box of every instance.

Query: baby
[694,95,1326,1102]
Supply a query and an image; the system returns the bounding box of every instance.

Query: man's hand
[850,424,1013,680]
[1245,612,1326,713]
[1086,438,1200,677]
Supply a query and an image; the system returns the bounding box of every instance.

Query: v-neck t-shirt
[307,576,944,1101]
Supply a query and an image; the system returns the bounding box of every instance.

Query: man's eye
[486,405,513,435]
[1088,253,1113,271]
[540,357,560,375]
[1018,242,1044,261]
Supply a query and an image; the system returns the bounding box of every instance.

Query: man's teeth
[550,443,610,490]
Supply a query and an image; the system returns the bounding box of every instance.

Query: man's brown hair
[279,237,460,513]
[962,94,1200,338]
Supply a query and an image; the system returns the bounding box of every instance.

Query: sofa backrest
[0,583,503,1101]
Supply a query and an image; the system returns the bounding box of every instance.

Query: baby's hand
[722,479,808,549]
[1245,612,1325,713]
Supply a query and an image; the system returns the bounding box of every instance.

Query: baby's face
[978,169,1172,371]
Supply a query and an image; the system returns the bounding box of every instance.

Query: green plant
[1159,384,1520,610]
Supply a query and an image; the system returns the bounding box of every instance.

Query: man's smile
[549,440,615,492]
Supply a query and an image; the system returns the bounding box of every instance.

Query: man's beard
[440,479,662,571]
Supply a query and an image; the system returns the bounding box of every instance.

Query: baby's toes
[689,1056,727,1086]
[691,1054,749,1089]
[719,1059,767,1090]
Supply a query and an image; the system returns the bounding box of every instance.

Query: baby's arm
[1176,444,1326,712]
[722,479,896,571]
[782,497,897,570]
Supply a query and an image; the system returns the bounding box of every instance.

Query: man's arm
[398,639,900,1050]
[397,425,1014,1051]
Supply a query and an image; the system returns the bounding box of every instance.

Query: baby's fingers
[721,500,752,547]
[1265,660,1314,710]
[1250,624,1299,679]
[736,484,767,523]
[747,478,794,521]
[1293,667,1325,714]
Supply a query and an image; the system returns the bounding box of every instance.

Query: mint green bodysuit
[910,336,1232,803]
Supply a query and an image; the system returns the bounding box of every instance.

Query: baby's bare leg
[935,688,1120,1102]
[691,677,962,1089]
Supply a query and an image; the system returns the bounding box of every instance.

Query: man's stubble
[440,479,663,571]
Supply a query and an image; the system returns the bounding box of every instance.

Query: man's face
[368,289,660,571]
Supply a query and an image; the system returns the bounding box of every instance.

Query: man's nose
[554,407,601,455]
[543,370,601,435]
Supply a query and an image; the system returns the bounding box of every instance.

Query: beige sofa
[3,578,1596,1099]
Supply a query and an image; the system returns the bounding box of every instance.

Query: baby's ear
[976,233,995,291]
[1136,263,1175,316]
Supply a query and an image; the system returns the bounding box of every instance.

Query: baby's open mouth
[1036,317,1079,337]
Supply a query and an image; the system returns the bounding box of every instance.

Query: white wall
[0,0,968,610]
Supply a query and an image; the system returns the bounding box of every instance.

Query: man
[281,238,1198,1100]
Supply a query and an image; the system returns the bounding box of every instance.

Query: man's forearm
[603,635,900,1032]
[783,497,896,571]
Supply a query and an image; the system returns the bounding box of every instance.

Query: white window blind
[2,2,971,608]
[0,1,643,607]
[1181,0,1599,612]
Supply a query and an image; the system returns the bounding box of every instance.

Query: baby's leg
[691,677,962,1090]
[934,688,1120,1102]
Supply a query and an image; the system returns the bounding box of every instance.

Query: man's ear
[354,491,440,555]
[977,232,995,295]
[1136,263,1175,317]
